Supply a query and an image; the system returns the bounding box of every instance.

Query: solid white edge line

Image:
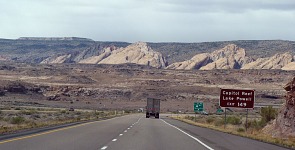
[101,146,108,150]
[161,119,214,150]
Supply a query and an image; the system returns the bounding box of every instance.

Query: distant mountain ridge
[18,37,94,41]
[167,44,295,70]
[0,37,295,70]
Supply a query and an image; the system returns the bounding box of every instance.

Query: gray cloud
[0,0,295,42]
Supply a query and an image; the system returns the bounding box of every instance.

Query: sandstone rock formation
[282,62,295,70]
[168,44,295,70]
[263,77,295,137]
[79,47,114,64]
[98,42,166,68]
[38,42,166,68]
[166,53,211,70]
[200,57,237,70]
[168,44,252,70]
[41,54,72,64]
[242,52,293,69]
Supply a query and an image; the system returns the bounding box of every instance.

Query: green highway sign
[194,102,204,112]
[216,108,224,114]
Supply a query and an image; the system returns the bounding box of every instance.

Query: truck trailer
[146,98,160,119]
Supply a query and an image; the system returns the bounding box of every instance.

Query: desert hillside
[168,44,295,70]
[0,37,295,70]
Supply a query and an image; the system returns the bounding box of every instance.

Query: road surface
[0,114,290,150]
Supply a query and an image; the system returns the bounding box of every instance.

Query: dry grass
[172,116,295,149]
[0,108,126,134]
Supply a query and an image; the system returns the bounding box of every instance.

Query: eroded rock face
[263,77,295,137]
[79,47,114,64]
[282,62,295,70]
[242,52,293,69]
[168,44,251,70]
[41,54,72,64]
[98,42,167,68]
[166,53,211,70]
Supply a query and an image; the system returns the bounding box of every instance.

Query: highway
[0,114,290,150]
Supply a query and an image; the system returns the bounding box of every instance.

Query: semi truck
[146,98,160,118]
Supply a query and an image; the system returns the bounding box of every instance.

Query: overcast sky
[0,0,295,42]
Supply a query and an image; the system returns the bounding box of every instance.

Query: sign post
[246,109,248,131]
[220,89,255,130]
[224,108,227,129]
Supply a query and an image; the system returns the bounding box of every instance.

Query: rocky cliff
[168,44,295,70]
[263,77,295,137]
[97,42,167,68]
[167,44,252,70]
[166,53,211,70]
[79,47,115,64]
[242,52,293,69]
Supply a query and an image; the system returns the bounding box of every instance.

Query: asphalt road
[0,114,290,150]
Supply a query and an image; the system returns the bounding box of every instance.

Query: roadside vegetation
[172,106,295,149]
[0,107,129,134]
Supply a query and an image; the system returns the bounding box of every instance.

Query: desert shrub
[184,115,195,121]
[10,116,25,124]
[214,118,225,126]
[20,109,37,115]
[27,121,37,128]
[246,119,257,129]
[260,106,277,124]
[60,110,66,114]
[206,117,215,124]
[237,128,245,132]
[32,114,41,119]
[226,116,241,125]
[14,107,21,110]
[75,111,82,115]
[124,110,131,113]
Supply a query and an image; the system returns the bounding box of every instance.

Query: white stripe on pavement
[161,119,214,150]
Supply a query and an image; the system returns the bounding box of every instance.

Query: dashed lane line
[112,139,117,142]
[0,115,139,145]
[99,115,143,150]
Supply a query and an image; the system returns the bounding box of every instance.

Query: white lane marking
[130,126,133,128]
[127,128,130,130]
[119,134,123,136]
[101,146,108,150]
[112,139,117,142]
[124,130,127,132]
[161,119,214,150]
[133,115,143,125]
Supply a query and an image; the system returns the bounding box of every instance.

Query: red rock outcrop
[263,77,295,137]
